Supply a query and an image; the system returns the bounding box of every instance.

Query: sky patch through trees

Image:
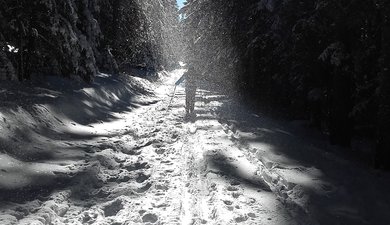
[177,0,185,8]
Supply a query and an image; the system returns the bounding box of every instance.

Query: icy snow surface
[0,69,390,225]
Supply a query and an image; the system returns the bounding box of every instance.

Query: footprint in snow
[111,223,124,225]
[171,132,179,139]
[223,200,233,205]
[116,174,131,183]
[161,160,171,164]
[230,180,240,186]
[227,186,239,192]
[94,189,111,198]
[142,213,158,223]
[125,162,149,171]
[154,147,166,155]
[155,184,169,191]
[232,192,241,198]
[152,140,164,148]
[235,215,248,223]
[124,149,142,155]
[83,211,98,224]
[136,173,150,183]
[248,213,256,218]
[136,183,152,193]
[103,199,123,217]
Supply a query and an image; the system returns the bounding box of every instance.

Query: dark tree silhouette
[182,0,390,168]
[0,0,181,82]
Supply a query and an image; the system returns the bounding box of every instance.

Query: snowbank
[0,73,155,192]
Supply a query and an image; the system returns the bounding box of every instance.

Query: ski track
[1,69,389,225]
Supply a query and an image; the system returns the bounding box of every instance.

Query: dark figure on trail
[185,66,198,119]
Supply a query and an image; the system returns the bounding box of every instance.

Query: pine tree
[182,0,390,167]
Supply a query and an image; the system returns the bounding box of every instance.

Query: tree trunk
[112,0,122,47]
[18,33,24,81]
[329,23,354,147]
[375,2,390,169]
[329,65,352,147]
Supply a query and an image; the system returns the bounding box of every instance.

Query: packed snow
[0,69,389,225]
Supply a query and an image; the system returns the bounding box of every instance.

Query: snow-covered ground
[1,69,390,225]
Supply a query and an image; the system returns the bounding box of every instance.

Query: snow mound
[0,73,154,192]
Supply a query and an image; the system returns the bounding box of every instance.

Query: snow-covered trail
[165,81,298,224]
[1,69,390,225]
[0,69,298,225]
